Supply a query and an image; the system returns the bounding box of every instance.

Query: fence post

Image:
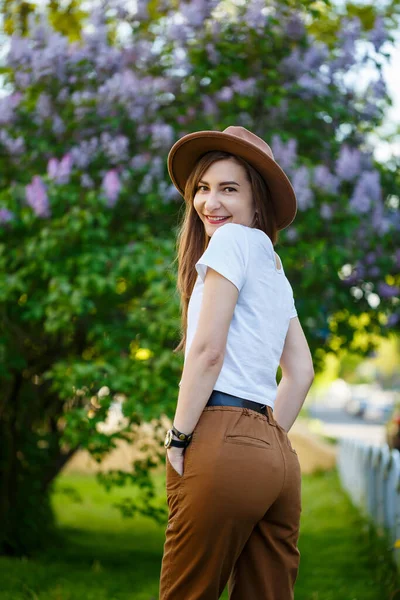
[337,438,400,571]
[376,444,391,529]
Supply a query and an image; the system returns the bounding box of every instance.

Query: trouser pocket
[223,409,273,449]
[274,422,298,455]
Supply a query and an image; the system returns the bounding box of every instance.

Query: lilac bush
[0,0,399,554]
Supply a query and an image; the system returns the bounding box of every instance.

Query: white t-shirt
[178,222,297,409]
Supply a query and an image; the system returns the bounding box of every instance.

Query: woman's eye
[197,186,236,192]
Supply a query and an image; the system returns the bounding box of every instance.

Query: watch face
[164,429,172,448]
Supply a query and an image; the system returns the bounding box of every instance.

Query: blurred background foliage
[0,0,399,555]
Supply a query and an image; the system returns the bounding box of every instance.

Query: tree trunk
[0,372,79,556]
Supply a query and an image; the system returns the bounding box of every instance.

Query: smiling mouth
[205,216,231,223]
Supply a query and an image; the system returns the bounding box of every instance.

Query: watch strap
[169,438,187,449]
[172,424,193,442]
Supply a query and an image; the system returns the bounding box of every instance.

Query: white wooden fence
[337,438,400,570]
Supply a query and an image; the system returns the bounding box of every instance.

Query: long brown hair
[172,150,279,355]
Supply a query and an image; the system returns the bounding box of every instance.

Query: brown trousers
[159,404,302,600]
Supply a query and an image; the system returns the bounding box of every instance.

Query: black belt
[206,390,271,417]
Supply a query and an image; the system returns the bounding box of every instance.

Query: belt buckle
[259,404,267,414]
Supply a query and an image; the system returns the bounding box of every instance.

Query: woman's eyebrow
[198,180,240,186]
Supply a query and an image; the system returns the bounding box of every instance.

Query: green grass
[0,468,398,599]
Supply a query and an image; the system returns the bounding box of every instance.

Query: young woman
[159,126,314,600]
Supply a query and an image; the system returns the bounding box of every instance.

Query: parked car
[362,390,395,423]
[344,385,395,422]
[344,397,368,417]
[344,384,374,417]
[385,399,400,451]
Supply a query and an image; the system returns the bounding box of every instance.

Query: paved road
[308,401,387,446]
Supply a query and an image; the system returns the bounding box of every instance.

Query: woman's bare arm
[273,317,315,432]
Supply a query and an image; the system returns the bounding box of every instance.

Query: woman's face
[193,158,256,237]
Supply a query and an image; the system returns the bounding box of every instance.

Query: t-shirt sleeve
[289,288,297,319]
[195,223,249,292]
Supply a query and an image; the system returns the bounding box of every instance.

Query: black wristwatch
[164,425,193,449]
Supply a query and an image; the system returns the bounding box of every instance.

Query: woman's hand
[167,446,185,477]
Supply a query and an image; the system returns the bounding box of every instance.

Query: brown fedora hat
[167,125,297,230]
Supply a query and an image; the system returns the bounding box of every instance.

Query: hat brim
[167,130,297,230]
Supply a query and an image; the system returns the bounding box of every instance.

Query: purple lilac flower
[35,93,52,122]
[237,112,253,128]
[0,131,25,156]
[368,266,380,277]
[230,76,257,96]
[313,165,339,194]
[164,16,190,44]
[97,70,139,111]
[378,282,400,299]
[271,136,297,172]
[331,17,361,71]
[102,170,121,207]
[209,18,221,39]
[279,48,303,76]
[368,15,388,53]
[359,151,374,171]
[164,183,181,202]
[30,33,68,83]
[365,251,376,265]
[81,174,94,188]
[134,0,149,21]
[70,138,99,169]
[395,249,400,269]
[285,227,298,241]
[95,46,121,74]
[269,99,288,121]
[245,0,268,31]
[138,172,153,195]
[28,12,50,44]
[8,36,31,70]
[131,153,151,170]
[85,15,120,71]
[362,102,381,121]
[57,153,73,184]
[47,158,58,179]
[335,145,362,181]
[368,75,387,100]
[47,153,73,184]
[25,175,50,217]
[149,124,174,150]
[148,156,164,179]
[297,73,329,98]
[202,95,218,117]
[349,170,382,214]
[126,39,154,71]
[320,202,333,220]
[0,96,17,125]
[100,133,130,163]
[371,200,392,236]
[0,208,15,224]
[57,88,69,103]
[292,166,314,210]
[285,14,306,40]
[215,87,234,102]
[180,0,218,28]
[205,42,219,65]
[386,314,399,328]
[137,156,163,194]
[303,43,329,70]
[52,115,65,136]
[136,124,152,142]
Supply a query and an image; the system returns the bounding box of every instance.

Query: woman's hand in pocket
[167,446,185,477]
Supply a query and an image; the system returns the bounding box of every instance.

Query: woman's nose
[205,194,221,210]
